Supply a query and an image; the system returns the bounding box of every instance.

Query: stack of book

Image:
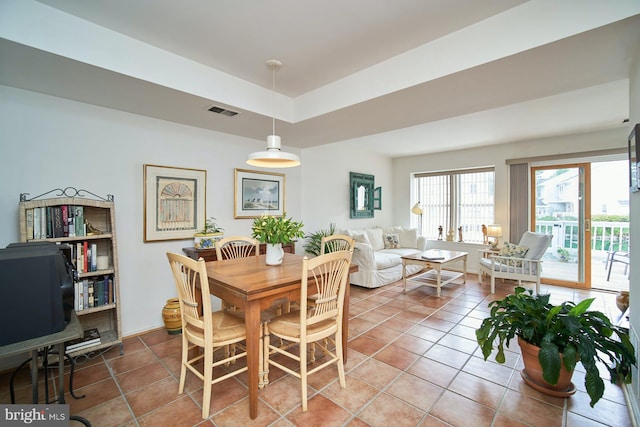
[66,328,101,352]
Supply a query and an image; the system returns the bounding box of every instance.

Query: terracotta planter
[616,291,630,313]
[518,336,576,397]
[162,298,182,335]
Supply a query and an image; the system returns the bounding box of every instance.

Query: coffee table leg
[402,260,407,292]
[463,256,467,283]
[436,265,442,297]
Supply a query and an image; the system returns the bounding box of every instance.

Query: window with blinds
[413,167,495,242]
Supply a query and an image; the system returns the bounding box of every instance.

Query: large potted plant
[251,213,304,265]
[194,217,224,249]
[476,286,635,407]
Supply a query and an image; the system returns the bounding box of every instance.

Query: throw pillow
[350,231,371,246]
[398,228,418,248]
[383,233,400,249]
[500,242,529,258]
[499,242,529,267]
[366,228,385,251]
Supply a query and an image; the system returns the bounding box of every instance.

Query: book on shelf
[52,206,64,238]
[67,205,75,237]
[66,328,101,352]
[33,207,41,239]
[90,243,97,272]
[74,206,84,237]
[46,207,52,238]
[25,208,34,240]
[61,205,69,236]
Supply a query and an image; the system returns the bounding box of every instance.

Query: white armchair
[479,231,552,294]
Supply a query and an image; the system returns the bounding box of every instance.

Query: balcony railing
[536,220,629,253]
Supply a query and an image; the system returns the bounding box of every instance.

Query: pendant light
[246,60,300,168]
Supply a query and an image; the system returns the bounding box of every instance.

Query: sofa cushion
[373,251,403,269]
[379,248,422,257]
[398,228,418,248]
[366,228,385,251]
[519,231,552,260]
[383,233,400,249]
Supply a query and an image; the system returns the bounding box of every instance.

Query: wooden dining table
[205,253,357,420]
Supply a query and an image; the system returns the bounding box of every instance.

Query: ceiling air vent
[207,105,239,117]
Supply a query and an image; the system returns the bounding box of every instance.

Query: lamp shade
[246,60,301,168]
[486,224,502,238]
[411,202,423,215]
[247,135,300,168]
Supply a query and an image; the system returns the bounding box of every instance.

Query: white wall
[0,85,303,337]
[626,45,640,424]
[392,127,629,240]
[0,85,396,341]
[300,142,394,238]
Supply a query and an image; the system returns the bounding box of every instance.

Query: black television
[0,242,74,346]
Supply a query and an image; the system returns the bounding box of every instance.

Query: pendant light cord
[272,65,276,136]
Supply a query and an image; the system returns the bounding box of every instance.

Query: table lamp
[486,224,502,249]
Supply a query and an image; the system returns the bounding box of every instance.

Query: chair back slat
[320,234,355,255]
[215,236,259,260]
[302,250,352,326]
[166,253,211,334]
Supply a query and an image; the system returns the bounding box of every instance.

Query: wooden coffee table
[402,249,468,296]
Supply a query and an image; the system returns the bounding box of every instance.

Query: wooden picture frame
[143,164,206,242]
[629,123,639,193]
[234,168,285,218]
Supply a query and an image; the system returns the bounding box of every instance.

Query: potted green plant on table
[476,287,635,407]
[303,223,336,256]
[194,217,224,249]
[251,213,304,265]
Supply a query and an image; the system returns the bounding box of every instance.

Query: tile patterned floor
[0,277,633,426]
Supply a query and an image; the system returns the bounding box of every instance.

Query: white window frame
[412,167,495,242]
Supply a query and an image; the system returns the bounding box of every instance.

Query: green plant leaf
[539,341,561,385]
[585,370,605,408]
[569,297,594,316]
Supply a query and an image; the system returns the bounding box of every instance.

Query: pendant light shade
[247,60,300,168]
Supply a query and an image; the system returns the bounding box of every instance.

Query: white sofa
[339,226,427,288]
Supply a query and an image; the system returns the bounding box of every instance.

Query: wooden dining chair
[166,252,248,419]
[320,234,355,255]
[215,236,259,312]
[215,235,260,260]
[264,250,352,411]
[308,234,355,360]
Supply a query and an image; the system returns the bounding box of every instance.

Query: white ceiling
[1,0,640,157]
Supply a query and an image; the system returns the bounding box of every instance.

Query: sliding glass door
[531,164,591,288]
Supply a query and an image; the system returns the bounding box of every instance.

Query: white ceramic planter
[265,243,284,265]
[194,232,223,249]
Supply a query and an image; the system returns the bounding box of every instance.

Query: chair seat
[192,311,245,342]
[268,310,336,338]
[479,257,537,274]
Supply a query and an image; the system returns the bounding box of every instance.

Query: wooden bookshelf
[19,189,123,357]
